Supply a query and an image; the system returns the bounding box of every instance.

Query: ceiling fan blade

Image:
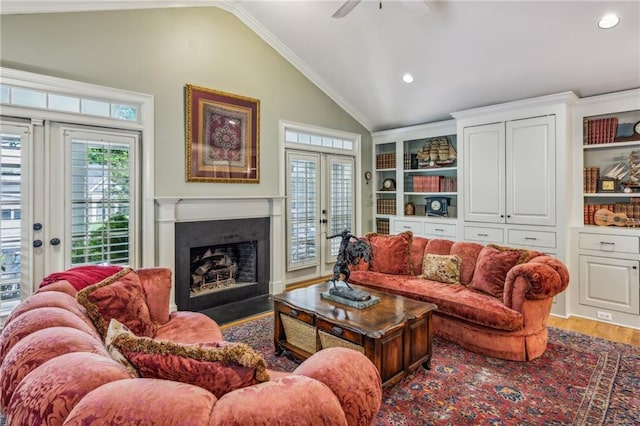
[332,0,362,19]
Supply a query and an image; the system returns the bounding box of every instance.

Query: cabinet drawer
[464,226,504,244]
[578,233,639,254]
[316,318,363,346]
[508,229,556,248]
[423,222,456,238]
[393,219,422,234]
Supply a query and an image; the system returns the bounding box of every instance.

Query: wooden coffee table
[272,282,437,388]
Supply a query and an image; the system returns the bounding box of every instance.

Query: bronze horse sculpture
[326,230,373,301]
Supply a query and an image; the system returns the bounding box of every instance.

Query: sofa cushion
[424,238,454,255]
[365,231,413,275]
[410,236,429,276]
[106,319,269,398]
[470,245,532,299]
[348,270,523,332]
[421,254,462,284]
[450,241,484,286]
[76,267,157,339]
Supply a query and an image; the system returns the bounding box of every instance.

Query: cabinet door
[579,255,640,315]
[463,123,505,223]
[506,116,556,226]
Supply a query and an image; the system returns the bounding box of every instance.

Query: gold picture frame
[185,84,260,183]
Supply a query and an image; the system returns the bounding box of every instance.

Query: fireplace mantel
[155,196,286,311]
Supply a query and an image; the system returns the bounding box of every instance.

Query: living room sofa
[347,232,569,361]
[0,267,382,425]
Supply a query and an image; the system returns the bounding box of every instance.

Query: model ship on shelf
[415,137,457,168]
[602,150,640,192]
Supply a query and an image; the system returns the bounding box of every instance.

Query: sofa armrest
[293,347,382,426]
[503,256,570,310]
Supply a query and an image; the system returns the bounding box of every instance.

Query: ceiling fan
[332,0,431,19]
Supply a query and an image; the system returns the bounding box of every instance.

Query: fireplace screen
[190,241,257,298]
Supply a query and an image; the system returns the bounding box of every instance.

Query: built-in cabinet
[372,120,458,239]
[462,116,555,226]
[369,89,640,328]
[452,93,576,317]
[570,89,640,329]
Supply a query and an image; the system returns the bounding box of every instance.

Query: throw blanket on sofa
[40,265,124,291]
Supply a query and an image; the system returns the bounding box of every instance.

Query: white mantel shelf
[155,196,286,311]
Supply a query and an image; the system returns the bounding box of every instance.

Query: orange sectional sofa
[0,267,382,425]
[348,232,570,361]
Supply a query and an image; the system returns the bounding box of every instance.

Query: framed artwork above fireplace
[185,84,260,183]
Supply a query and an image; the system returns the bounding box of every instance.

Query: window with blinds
[69,137,134,266]
[0,128,23,313]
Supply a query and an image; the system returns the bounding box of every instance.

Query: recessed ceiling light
[402,73,414,84]
[598,14,620,29]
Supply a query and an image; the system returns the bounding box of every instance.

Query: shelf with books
[372,119,458,235]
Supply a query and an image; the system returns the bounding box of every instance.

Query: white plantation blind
[68,132,137,267]
[328,157,354,257]
[0,126,25,313]
[286,152,319,269]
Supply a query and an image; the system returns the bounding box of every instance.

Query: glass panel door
[59,127,139,268]
[326,155,355,260]
[286,151,320,271]
[0,123,29,315]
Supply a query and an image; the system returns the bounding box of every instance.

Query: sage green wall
[0,6,374,230]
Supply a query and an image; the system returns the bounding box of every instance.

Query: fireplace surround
[155,196,286,312]
[175,217,270,311]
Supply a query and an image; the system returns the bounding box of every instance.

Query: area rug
[222,315,639,426]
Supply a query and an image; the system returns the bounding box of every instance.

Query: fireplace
[175,217,270,312]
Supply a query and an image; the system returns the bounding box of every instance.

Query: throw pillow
[365,231,413,275]
[76,267,157,339]
[104,319,141,377]
[421,254,462,284]
[471,244,531,298]
[106,319,269,398]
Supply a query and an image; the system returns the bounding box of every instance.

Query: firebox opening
[190,241,258,299]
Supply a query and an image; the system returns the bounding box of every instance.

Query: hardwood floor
[548,315,639,346]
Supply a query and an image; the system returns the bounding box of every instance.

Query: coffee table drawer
[316,318,363,346]
[276,303,314,325]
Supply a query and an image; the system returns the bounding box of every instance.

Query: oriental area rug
[222,314,639,426]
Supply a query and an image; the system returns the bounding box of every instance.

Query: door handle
[320,219,327,224]
[33,240,43,248]
[50,238,61,246]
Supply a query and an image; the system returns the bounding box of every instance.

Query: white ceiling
[2,1,639,132]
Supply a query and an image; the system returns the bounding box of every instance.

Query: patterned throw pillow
[365,231,413,275]
[105,319,269,398]
[421,254,462,284]
[76,267,157,339]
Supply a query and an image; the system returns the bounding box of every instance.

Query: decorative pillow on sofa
[77,267,157,339]
[470,244,532,298]
[365,231,413,275]
[421,254,462,284]
[105,319,269,398]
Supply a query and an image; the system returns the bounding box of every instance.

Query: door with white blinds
[285,150,355,282]
[0,120,140,317]
[0,122,30,316]
[50,125,139,271]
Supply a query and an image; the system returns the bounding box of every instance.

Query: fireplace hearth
[175,217,270,312]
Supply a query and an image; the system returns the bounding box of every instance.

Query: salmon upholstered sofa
[0,267,382,425]
[347,232,569,361]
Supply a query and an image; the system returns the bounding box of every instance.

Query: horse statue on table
[326,229,373,301]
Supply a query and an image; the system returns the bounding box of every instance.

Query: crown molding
[1,0,373,131]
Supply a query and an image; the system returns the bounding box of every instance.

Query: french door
[285,150,355,283]
[0,119,139,315]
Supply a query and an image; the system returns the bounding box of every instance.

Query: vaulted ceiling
[2,1,639,131]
